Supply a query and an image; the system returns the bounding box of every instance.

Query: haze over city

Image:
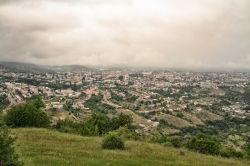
[0,0,250,70]
[1,1,250,165]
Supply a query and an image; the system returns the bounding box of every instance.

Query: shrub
[85,94,116,114]
[55,113,135,137]
[244,142,250,158]
[0,126,23,166]
[0,95,9,110]
[186,135,221,155]
[111,113,133,130]
[220,147,244,158]
[151,134,171,146]
[115,127,139,140]
[27,95,45,109]
[0,113,4,127]
[102,133,125,150]
[170,137,182,148]
[80,113,111,136]
[55,118,79,133]
[5,103,50,128]
[176,113,184,118]
[80,113,133,136]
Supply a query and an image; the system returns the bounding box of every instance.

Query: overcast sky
[0,0,249,70]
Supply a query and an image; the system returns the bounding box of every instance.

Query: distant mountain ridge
[0,61,95,73]
[51,65,96,72]
[0,61,54,73]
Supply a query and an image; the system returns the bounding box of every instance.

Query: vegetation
[152,86,196,100]
[80,113,111,136]
[181,116,250,140]
[0,126,23,166]
[244,87,250,104]
[27,95,45,109]
[12,128,250,166]
[170,137,182,148]
[110,91,124,101]
[85,94,116,114]
[118,75,124,81]
[220,147,244,159]
[115,127,139,140]
[102,132,125,150]
[55,113,133,136]
[0,95,9,111]
[4,97,50,128]
[0,113,4,127]
[186,135,221,155]
[110,113,133,130]
[55,118,79,134]
[245,142,250,158]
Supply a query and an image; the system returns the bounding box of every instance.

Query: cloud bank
[0,0,250,70]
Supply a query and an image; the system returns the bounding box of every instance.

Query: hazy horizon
[0,0,250,70]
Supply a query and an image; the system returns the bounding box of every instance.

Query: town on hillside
[1,66,250,142]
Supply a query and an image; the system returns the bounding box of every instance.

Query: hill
[0,61,54,73]
[13,128,250,166]
[51,65,97,72]
[0,61,95,73]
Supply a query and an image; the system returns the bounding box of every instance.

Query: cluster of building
[1,69,250,132]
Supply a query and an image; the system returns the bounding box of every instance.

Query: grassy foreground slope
[13,128,250,166]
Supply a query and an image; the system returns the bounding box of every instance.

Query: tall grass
[13,128,250,166]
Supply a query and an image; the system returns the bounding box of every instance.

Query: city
[1,63,249,152]
[1,0,250,165]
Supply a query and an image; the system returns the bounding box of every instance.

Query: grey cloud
[0,0,250,70]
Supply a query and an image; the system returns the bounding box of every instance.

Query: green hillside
[13,128,250,166]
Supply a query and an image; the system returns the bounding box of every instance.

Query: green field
[13,128,250,166]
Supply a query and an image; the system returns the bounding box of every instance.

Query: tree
[186,135,221,155]
[0,126,23,166]
[118,75,124,81]
[80,113,111,136]
[176,113,184,118]
[27,95,45,109]
[0,95,9,111]
[111,113,133,130]
[5,103,50,128]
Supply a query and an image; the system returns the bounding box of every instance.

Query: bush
[102,133,125,150]
[79,113,133,136]
[55,118,79,133]
[27,95,45,109]
[55,113,135,137]
[0,114,4,127]
[170,137,182,148]
[80,113,111,136]
[244,142,250,158]
[186,135,221,155]
[0,126,23,166]
[150,135,171,146]
[110,113,133,130]
[115,127,139,140]
[0,95,9,110]
[5,103,50,128]
[220,147,244,158]
[84,94,116,114]
[176,113,184,118]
